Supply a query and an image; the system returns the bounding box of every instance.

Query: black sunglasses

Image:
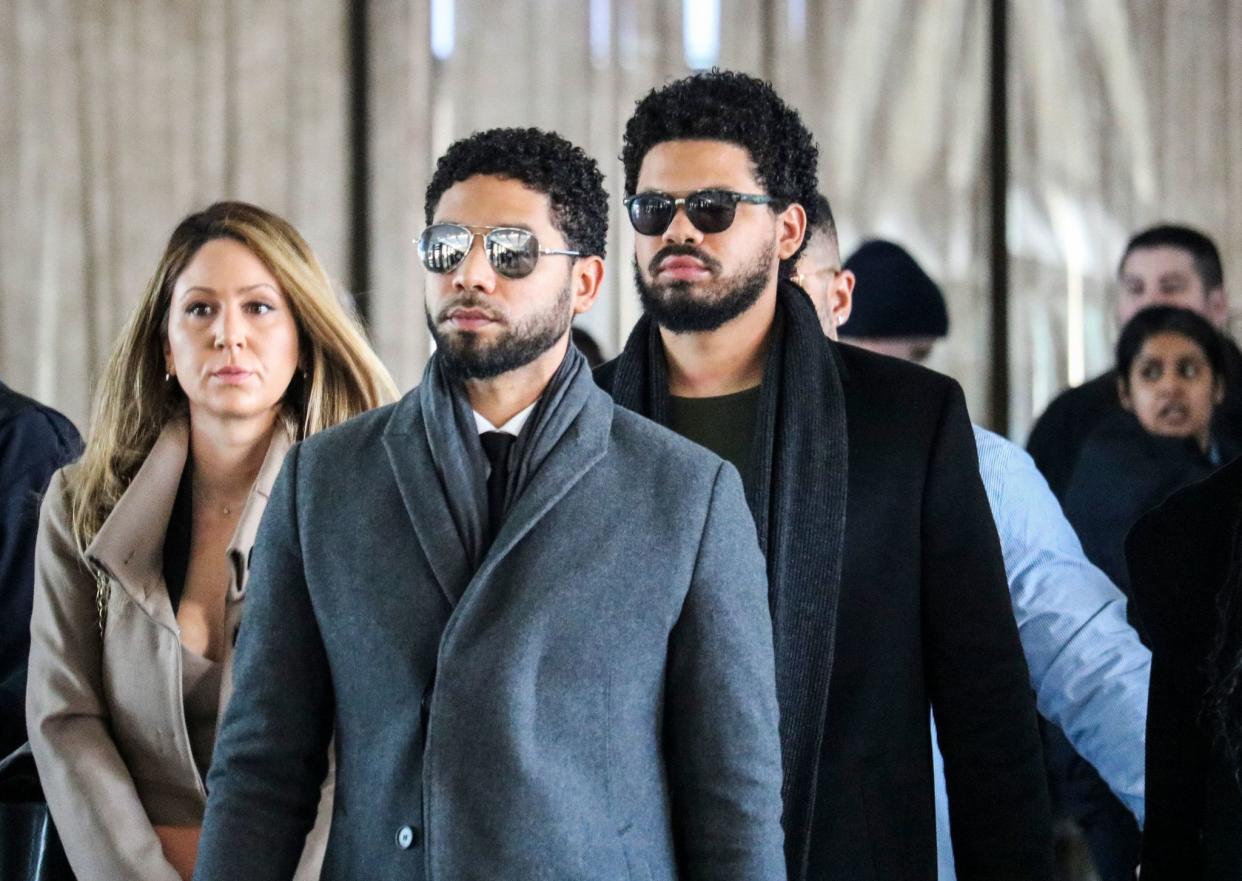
[623,189,775,236]
[416,223,580,280]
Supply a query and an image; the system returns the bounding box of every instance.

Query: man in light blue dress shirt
[794,212,1150,879]
[938,426,1148,877]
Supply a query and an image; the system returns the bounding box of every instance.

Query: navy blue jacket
[0,381,81,755]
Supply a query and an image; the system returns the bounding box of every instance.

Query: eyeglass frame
[622,189,777,236]
[791,264,843,288]
[414,223,581,279]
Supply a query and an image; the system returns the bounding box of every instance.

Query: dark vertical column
[988,0,1010,432]
[349,0,371,324]
[223,0,239,197]
[759,0,777,81]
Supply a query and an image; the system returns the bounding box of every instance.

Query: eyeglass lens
[419,225,540,279]
[628,191,739,236]
[484,228,538,277]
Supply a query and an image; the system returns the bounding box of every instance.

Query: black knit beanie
[841,239,949,338]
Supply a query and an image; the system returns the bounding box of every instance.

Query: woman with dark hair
[1056,306,1235,881]
[1115,305,1228,456]
[1064,306,1234,602]
[1127,456,1242,879]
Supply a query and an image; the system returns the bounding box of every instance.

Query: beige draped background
[3,0,1239,441]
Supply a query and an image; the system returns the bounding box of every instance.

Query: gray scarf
[420,343,593,574]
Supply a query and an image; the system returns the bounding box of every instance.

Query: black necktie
[480,431,515,542]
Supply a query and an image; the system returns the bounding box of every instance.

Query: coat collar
[382,391,474,607]
[381,384,612,608]
[86,418,293,624]
[226,425,292,600]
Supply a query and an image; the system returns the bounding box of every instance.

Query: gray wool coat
[192,380,787,881]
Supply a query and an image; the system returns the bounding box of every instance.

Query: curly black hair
[621,70,820,269]
[424,127,608,258]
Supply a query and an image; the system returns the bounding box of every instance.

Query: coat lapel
[382,391,474,608]
[381,382,614,607]
[88,420,298,626]
[87,420,189,629]
[225,425,293,601]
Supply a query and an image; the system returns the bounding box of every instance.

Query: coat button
[396,825,419,849]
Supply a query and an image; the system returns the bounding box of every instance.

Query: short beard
[634,245,772,333]
[426,281,573,381]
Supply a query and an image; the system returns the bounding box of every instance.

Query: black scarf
[609,281,849,880]
[421,343,593,574]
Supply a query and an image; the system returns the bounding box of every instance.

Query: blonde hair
[67,201,398,551]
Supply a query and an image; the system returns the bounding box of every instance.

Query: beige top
[27,420,331,881]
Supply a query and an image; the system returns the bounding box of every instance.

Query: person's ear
[775,202,808,262]
[1214,377,1226,406]
[1117,376,1133,411]
[1206,286,1229,329]
[571,255,605,316]
[832,269,856,328]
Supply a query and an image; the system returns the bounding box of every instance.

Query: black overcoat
[1127,454,1242,880]
[599,333,1054,881]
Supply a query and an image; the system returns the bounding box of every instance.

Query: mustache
[435,295,508,324]
[647,244,722,277]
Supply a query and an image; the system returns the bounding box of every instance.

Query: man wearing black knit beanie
[839,239,949,363]
[597,70,1054,881]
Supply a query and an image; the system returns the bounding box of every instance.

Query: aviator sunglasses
[624,189,775,237]
[416,223,580,280]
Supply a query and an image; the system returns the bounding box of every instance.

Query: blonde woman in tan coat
[27,202,397,881]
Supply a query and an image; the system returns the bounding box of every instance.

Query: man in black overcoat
[596,70,1054,881]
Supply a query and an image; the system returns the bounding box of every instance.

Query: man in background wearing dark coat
[0,381,81,756]
[1027,223,1242,499]
[597,70,1053,881]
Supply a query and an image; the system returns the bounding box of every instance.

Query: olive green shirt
[668,386,762,477]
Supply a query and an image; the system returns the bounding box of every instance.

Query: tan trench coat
[27,419,330,881]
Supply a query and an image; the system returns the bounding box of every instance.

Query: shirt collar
[473,399,537,436]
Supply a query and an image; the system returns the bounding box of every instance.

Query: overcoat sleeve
[194,445,334,881]
[26,469,181,881]
[921,388,1054,880]
[664,462,788,881]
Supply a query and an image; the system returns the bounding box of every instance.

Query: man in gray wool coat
[192,127,788,881]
